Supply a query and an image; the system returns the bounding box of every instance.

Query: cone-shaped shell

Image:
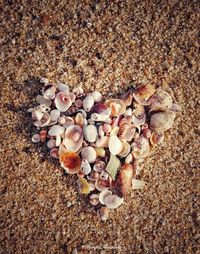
[117,164,134,195]
[63,125,83,152]
[104,194,124,209]
[55,92,72,112]
[105,99,126,117]
[59,151,81,174]
[149,110,175,132]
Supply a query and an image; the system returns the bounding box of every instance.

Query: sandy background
[0,0,199,253]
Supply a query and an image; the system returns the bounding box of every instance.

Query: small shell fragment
[104,194,124,209]
[78,177,91,194]
[105,154,120,180]
[99,206,110,221]
[109,135,123,155]
[99,189,112,205]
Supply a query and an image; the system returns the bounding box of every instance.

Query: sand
[0,1,199,253]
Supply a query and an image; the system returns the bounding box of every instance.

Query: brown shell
[117,164,134,195]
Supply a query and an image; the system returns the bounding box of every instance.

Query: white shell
[132,113,146,126]
[108,135,123,155]
[99,189,112,205]
[83,95,94,112]
[96,136,109,148]
[91,113,112,123]
[83,125,98,143]
[124,108,132,117]
[32,134,40,143]
[36,95,52,107]
[57,82,70,92]
[48,125,65,136]
[58,116,74,128]
[104,194,124,209]
[93,161,106,172]
[91,91,102,102]
[50,109,60,122]
[125,153,133,164]
[132,179,146,189]
[81,146,96,163]
[54,92,72,112]
[81,159,92,175]
[47,139,56,149]
[63,125,83,152]
[43,87,55,100]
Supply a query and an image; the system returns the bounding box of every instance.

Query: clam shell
[81,146,96,163]
[91,91,102,102]
[59,151,81,174]
[149,110,175,132]
[105,154,120,180]
[48,125,65,136]
[104,194,124,209]
[55,92,72,112]
[99,189,112,205]
[96,136,109,148]
[105,99,126,117]
[83,125,98,143]
[118,139,131,157]
[98,207,110,221]
[150,132,164,146]
[95,178,109,192]
[36,95,52,107]
[83,95,94,112]
[133,84,155,104]
[81,159,92,175]
[63,125,83,152]
[50,109,60,122]
[78,177,91,194]
[117,164,134,195]
[132,179,145,189]
[109,135,123,155]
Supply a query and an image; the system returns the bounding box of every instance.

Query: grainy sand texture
[0,1,200,253]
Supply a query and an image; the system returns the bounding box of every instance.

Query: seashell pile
[29,79,179,221]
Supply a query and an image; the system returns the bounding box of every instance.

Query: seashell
[118,139,131,157]
[43,87,56,100]
[150,132,164,146]
[149,110,175,132]
[105,154,120,180]
[87,171,99,181]
[58,116,74,128]
[148,88,173,112]
[37,112,51,127]
[132,179,146,189]
[98,206,110,221]
[83,95,94,112]
[123,125,136,142]
[133,84,155,105]
[109,126,119,136]
[102,123,112,134]
[32,134,40,143]
[142,128,152,139]
[88,181,95,191]
[83,125,98,143]
[132,113,146,126]
[99,189,112,205]
[124,108,132,117]
[170,103,181,112]
[132,136,150,158]
[96,136,109,148]
[59,151,81,174]
[63,125,83,152]
[40,77,49,84]
[105,99,126,117]
[50,109,60,122]
[78,177,91,194]
[109,135,123,155]
[98,125,104,137]
[91,113,111,123]
[100,171,109,180]
[75,113,85,128]
[74,99,83,108]
[95,147,106,157]
[91,91,102,102]
[132,102,145,117]
[81,159,92,175]
[91,102,107,114]
[81,146,96,163]
[48,125,65,136]
[90,194,99,206]
[54,92,72,112]
[36,95,52,107]
[95,178,109,192]
[72,86,84,96]
[104,194,124,209]
[121,89,133,106]
[47,139,56,149]
[93,161,106,172]
[125,153,133,164]
[32,108,44,121]
[68,92,76,103]
[57,82,70,92]
[40,130,47,142]
[117,164,134,195]
[50,148,59,158]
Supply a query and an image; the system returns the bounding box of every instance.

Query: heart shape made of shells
[29,78,178,221]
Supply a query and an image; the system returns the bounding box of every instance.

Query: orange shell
[117,164,134,195]
[59,151,81,174]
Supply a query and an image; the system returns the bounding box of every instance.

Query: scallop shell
[117,164,134,195]
[118,139,131,157]
[59,151,81,174]
[99,189,112,205]
[78,177,91,194]
[105,99,126,117]
[81,146,96,163]
[91,91,102,102]
[81,159,92,175]
[48,125,65,136]
[108,135,123,155]
[150,132,164,146]
[98,207,110,221]
[149,110,175,132]
[83,125,98,143]
[83,95,94,112]
[63,125,83,152]
[36,95,52,107]
[55,92,72,112]
[96,136,109,148]
[105,154,120,180]
[133,84,155,104]
[132,179,146,189]
[104,194,124,209]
